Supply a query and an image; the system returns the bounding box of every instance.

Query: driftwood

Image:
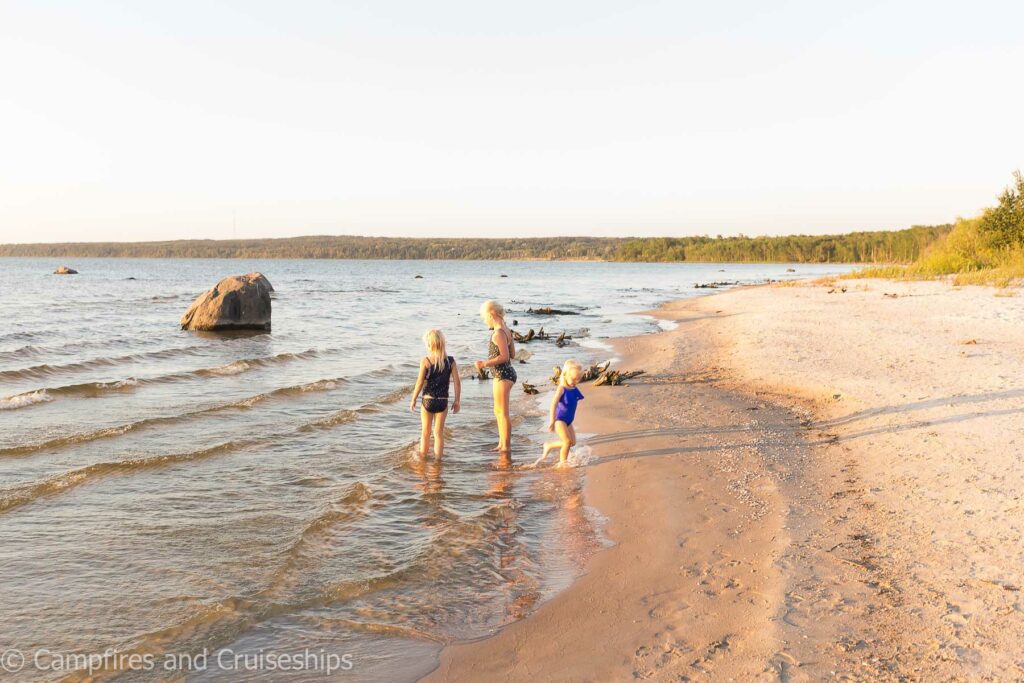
[551,360,643,387]
[528,307,579,315]
[695,281,737,289]
[551,360,610,384]
[593,369,646,386]
[512,327,573,345]
[522,382,539,395]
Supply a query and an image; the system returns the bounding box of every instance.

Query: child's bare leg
[533,439,561,466]
[432,409,447,458]
[492,379,513,452]
[419,408,433,458]
[555,421,572,466]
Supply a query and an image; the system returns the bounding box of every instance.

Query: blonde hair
[560,359,582,386]
[479,300,506,327]
[422,329,448,372]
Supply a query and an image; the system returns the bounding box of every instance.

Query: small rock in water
[54,266,78,275]
[414,275,423,279]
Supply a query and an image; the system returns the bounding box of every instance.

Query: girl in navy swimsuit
[410,329,461,458]
[539,359,585,467]
[475,300,516,455]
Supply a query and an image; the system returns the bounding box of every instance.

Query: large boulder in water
[180,272,273,331]
[54,266,78,274]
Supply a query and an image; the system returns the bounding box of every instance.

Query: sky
[1,0,1022,243]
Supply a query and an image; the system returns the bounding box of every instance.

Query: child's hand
[474,360,485,371]
[451,400,460,414]
[546,420,555,432]
[409,400,417,412]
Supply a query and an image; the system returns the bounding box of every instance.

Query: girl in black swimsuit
[410,329,461,458]
[475,300,516,455]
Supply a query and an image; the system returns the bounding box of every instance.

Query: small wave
[193,349,319,378]
[0,330,42,345]
[0,439,258,514]
[0,345,209,382]
[0,344,44,362]
[0,350,324,407]
[273,482,375,577]
[1,378,140,406]
[0,376,350,455]
[0,389,53,411]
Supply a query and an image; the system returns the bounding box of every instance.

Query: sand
[424,278,1024,681]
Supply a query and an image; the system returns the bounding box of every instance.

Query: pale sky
[1,0,1022,243]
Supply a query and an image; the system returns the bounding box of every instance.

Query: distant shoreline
[0,225,949,264]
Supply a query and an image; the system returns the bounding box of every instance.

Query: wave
[0,345,210,382]
[0,344,44,362]
[0,439,259,514]
[271,482,376,580]
[0,389,53,411]
[0,375,350,456]
[0,330,42,345]
[0,384,400,511]
[0,349,322,408]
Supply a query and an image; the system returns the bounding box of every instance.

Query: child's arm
[451,360,462,413]
[547,386,564,431]
[410,358,427,412]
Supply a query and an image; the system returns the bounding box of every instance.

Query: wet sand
[424,278,1024,681]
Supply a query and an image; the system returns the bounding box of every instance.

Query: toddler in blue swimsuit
[539,359,585,467]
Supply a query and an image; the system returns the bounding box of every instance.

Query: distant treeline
[0,225,951,263]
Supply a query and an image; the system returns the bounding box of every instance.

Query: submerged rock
[54,266,78,275]
[180,272,273,331]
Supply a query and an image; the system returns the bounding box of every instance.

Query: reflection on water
[0,257,852,680]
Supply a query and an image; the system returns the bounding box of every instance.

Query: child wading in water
[538,359,585,467]
[410,330,461,458]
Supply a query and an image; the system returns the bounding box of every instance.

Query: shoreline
[425,289,814,680]
[424,277,1024,680]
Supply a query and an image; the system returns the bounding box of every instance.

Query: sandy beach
[426,279,1024,681]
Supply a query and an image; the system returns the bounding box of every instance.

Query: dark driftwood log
[552,361,644,386]
[555,331,569,347]
[593,369,646,386]
[522,382,539,395]
[475,367,490,380]
[528,307,579,315]
[512,329,535,343]
[553,360,610,385]
[695,281,738,289]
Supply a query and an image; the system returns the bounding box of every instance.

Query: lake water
[0,258,851,681]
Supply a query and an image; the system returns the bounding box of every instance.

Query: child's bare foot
[490,444,503,452]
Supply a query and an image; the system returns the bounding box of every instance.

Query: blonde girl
[474,300,517,454]
[410,329,461,458]
[539,359,585,467]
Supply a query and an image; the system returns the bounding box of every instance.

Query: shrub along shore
[849,171,1024,286]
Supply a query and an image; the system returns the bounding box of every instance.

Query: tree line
[0,226,951,263]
